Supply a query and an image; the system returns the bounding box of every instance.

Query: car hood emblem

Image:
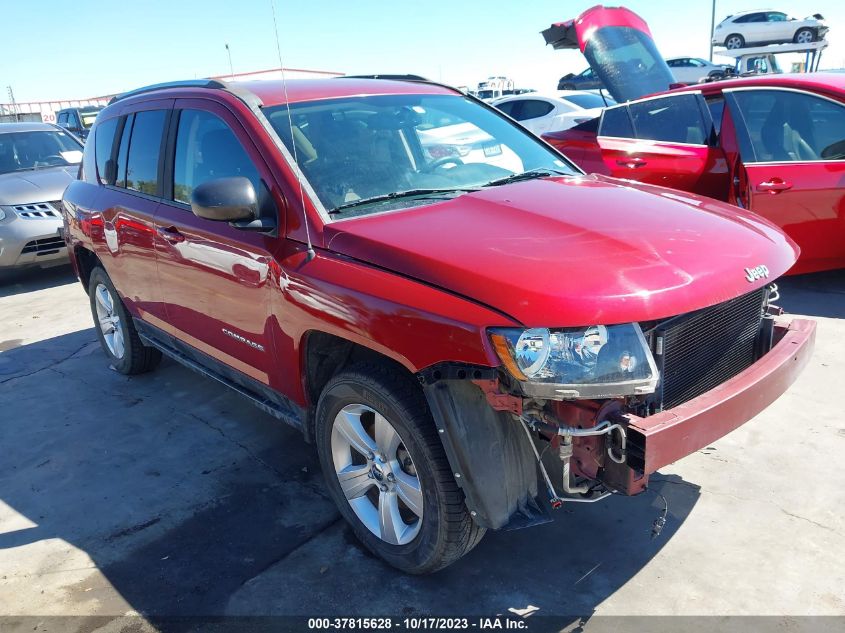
[745,265,770,282]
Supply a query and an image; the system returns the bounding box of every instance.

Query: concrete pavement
[0,266,843,627]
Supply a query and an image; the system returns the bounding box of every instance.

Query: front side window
[0,129,83,175]
[628,94,708,144]
[265,93,576,217]
[125,109,166,195]
[731,89,845,162]
[172,109,261,205]
[495,101,519,117]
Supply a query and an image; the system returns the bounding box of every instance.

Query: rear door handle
[756,179,792,193]
[616,157,647,168]
[157,226,186,244]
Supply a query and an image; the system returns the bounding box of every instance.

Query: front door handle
[756,179,793,193]
[157,226,186,244]
[616,157,647,168]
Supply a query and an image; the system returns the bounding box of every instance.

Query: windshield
[264,93,577,218]
[80,111,101,128]
[0,130,83,174]
[476,90,496,99]
[563,93,615,109]
[583,26,676,102]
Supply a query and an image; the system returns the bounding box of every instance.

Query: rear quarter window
[599,106,634,138]
[94,117,119,185]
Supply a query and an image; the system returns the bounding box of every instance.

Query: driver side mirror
[190,176,258,222]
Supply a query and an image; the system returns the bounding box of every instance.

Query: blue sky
[3,0,844,102]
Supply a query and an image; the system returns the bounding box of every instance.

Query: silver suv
[0,122,82,272]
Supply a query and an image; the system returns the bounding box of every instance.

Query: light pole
[709,0,716,61]
[225,43,234,79]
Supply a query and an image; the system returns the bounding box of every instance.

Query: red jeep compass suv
[62,77,815,573]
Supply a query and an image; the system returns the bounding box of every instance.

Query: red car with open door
[541,6,845,274]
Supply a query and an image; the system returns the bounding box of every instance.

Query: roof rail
[340,74,430,81]
[108,79,228,105]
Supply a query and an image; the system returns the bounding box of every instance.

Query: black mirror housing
[190,177,258,222]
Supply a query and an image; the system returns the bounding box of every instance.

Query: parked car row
[491,90,613,135]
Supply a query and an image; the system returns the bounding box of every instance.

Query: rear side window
[125,110,166,195]
[514,100,555,121]
[628,94,708,144]
[599,106,634,138]
[172,109,261,205]
[94,117,119,185]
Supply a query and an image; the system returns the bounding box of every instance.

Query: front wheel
[315,363,484,574]
[794,28,815,44]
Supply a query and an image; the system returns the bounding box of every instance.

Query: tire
[794,28,815,44]
[724,34,745,49]
[88,267,161,375]
[315,363,485,574]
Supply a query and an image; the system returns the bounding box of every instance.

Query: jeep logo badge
[744,265,769,283]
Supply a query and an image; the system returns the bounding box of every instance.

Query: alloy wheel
[94,283,125,359]
[330,403,423,545]
[726,36,743,49]
[796,30,813,44]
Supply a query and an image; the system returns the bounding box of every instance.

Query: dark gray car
[557,67,605,91]
[0,122,82,272]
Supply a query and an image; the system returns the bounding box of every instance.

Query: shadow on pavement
[778,269,845,319]
[0,264,77,298]
[0,330,700,624]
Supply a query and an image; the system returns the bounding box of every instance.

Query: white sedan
[491,91,613,136]
[712,10,827,50]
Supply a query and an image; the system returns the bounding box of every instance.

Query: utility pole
[6,86,19,122]
[225,43,234,79]
[709,0,717,61]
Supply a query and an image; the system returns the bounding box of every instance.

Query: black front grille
[651,289,767,410]
[21,236,66,255]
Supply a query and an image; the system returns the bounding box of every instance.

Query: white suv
[713,10,827,50]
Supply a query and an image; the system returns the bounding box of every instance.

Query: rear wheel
[88,267,161,375]
[794,28,815,44]
[725,34,745,49]
[315,363,484,574]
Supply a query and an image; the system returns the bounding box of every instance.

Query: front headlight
[490,323,659,399]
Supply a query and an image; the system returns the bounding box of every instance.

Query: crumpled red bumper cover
[624,318,816,476]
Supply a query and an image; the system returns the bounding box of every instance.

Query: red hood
[324,175,798,327]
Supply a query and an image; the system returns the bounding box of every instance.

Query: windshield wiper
[328,188,477,214]
[482,168,570,188]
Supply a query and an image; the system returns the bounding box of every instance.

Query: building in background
[0,66,343,124]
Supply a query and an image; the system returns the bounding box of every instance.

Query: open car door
[542,5,676,103]
[582,92,731,198]
[724,86,845,273]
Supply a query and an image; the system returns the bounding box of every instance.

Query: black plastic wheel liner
[420,368,549,530]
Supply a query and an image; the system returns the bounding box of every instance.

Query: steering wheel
[421,156,463,173]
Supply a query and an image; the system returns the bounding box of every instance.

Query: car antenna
[270,0,315,263]
[598,87,609,107]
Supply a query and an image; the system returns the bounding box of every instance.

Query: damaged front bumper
[605,317,816,493]
[421,317,815,530]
